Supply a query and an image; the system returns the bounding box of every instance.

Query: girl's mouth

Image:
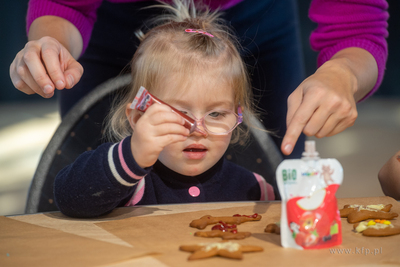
[183,145,208,160]
[183,148,207,152]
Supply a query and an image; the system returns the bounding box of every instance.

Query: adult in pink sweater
[9,0,389,157]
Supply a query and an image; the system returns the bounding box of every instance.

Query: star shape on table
[179,241,263,260]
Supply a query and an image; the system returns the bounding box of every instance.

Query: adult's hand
[10,16,83,98]
[10,36,83,98]
[281,47,378,155]
[281,62,357,155]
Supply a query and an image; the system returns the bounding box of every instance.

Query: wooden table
[1,196,400,267]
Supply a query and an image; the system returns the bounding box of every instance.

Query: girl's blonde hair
[106,0,257,143]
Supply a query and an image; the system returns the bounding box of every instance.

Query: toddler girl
[54,0,275,218]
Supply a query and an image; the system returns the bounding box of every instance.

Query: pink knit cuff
[316,38,387,102]
[26,0,99,55]
[308,0,389,102]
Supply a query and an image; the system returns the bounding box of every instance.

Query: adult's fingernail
[284,144,293,154]
[43,84,53,94]
[67,75,74,88]
[56,80,65,88]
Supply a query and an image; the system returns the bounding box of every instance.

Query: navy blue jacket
[54,137,275,218]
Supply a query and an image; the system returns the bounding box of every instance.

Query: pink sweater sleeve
[26,0,103,55]
[25,0,243,56]
[308,0,389,101]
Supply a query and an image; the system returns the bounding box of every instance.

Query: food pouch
[277,140,343,249]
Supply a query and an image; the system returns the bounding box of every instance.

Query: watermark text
[329,247,382,256]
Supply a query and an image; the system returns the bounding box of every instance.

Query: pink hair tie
[185,28,214,38]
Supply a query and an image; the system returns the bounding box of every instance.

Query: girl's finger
[158,134,188,146]
[151,123,190,137]
[146,106,186,126]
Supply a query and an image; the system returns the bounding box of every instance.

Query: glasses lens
[204,111,238,134]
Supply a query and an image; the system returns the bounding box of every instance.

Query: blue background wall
[0,1,398,103]
[0,1,43,102]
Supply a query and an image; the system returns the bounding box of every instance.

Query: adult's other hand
[10,36,83,98]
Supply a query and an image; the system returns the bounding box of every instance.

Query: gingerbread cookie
[353,220,400,237]
[194,222,251,240]
[179,241,263,260]
[340,204,392,218]
[190,214,261,230]
[264,223,280,235]
[347,209,398,223]
[194,230,251,240]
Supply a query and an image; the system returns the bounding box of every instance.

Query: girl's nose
[191,123,208,137]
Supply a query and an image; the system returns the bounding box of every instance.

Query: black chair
[25,75,282,214]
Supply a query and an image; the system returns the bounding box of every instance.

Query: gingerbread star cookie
[179,241,263,260]
[190,214,261,230]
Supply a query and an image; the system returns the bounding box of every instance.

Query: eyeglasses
[182,106,243,135]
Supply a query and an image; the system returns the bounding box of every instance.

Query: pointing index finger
[282,96,318,155]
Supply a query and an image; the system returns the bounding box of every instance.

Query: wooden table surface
[1,196,400,267]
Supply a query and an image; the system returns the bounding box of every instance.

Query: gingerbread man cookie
[190,214,261,230]
[354,220,400,237]
[179,241,263,260]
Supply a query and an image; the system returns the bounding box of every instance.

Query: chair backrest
[25,75,131,213]
[25,75,282,213]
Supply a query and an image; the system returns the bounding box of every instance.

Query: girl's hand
[129,104,190,168]
[281,61,358,155]
[9,36,83,98]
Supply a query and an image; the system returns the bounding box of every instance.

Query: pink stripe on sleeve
[118,139,144,180]
[125,179,145,206]
[253,173,275,201]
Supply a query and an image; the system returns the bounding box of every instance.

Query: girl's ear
[125,103,142,130]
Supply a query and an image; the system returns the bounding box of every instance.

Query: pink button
[188,186,200,197]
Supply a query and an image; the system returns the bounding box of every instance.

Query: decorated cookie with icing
[194,221,251,240]
[353,220,400,237]
[189,214,261,230]
[339,204,398,223]
[179,241,263,260]
[347,209,398,223]
[340,204,392,218]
